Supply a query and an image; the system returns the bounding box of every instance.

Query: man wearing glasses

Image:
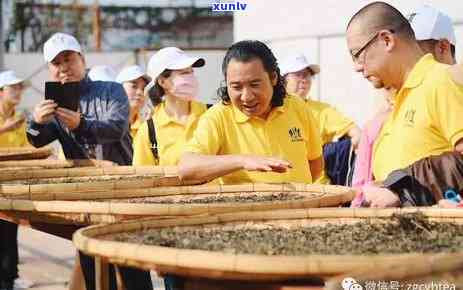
[346,2,463,207]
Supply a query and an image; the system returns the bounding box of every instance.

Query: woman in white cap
[0,70,34,290]
[0,71,28,147]
[280,53,361,185]
[116,65,151,138]
[132,47,207,167]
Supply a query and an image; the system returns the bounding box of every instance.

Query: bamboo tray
[0,166,183,195]
[0,183,354,225]
[0,159,115,169]
[0,147,53,161]
[73,208,463,281]
[0,165,178,182]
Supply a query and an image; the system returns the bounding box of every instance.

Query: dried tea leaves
[4,174,158,185]
[108,213,463,255]
[125,192,306,204]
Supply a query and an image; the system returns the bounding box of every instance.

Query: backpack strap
[146,118,159,160]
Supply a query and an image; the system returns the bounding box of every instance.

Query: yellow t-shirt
[184,95,323,184]
[132,101,206,166]
[373,54,463,181]
[305,99,355,145]
[130,116,143,140]
[304,98,355,184]
[0,111,29,148]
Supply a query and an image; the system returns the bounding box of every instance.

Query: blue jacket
[27,77,133,165]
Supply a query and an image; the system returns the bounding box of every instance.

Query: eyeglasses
[350,29,395,62]
[351,32,380,62]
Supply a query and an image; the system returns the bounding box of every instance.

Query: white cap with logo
[144,47,205,96]
[88,65,117,82]
[279,54,320,76]
[116,65,151,84]
[43,32,82,62]
[0,70,29,89]
[409,5,456,45]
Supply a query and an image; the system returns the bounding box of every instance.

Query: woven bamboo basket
[0,147,53,161]
[0,165,178,181]
[0,179,353,201]
[0,166,185,197]
[73,207,463,281]
[0,183,354,225]
[0,159,115,169]
[325,255,463,289]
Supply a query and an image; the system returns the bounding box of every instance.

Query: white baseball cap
[279,54,320,76]
[116,65,151,84]
[43,32,82,62]
[88,65,117,82]
[0,70,30,89]
[144,47,205,96]
[409,5,456,45]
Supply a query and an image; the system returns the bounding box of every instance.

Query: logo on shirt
[288,127,303,142]
[404,109,416,127]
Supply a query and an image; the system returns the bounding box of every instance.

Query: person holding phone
[0,70,34,290]
[26,33,152,290]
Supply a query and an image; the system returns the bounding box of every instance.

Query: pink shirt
[351,108,391,207]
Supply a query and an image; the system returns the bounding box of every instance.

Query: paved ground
[17,226,164,290]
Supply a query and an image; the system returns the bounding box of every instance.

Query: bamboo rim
[0,183,355,224]
[0,165,179,182]
[0,159,115,169]
[0,182,353,202]
[72,208,463,280]
[0,147,53,161]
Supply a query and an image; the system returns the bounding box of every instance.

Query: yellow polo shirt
[302,99,355,184]
[305,99,355,145]
[133,101,206,166]
[373,54,463,181]
[184,95,323,184]
[0,112,29,148]
[130,116,143,139]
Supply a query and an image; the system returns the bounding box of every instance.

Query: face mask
[170,73,199,101]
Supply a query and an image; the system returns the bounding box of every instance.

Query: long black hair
[148,69,172,107]
[217,40,286,107]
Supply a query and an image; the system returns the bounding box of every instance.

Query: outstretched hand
[240,155,292,173]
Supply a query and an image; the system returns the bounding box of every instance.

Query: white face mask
[170,73,199,101]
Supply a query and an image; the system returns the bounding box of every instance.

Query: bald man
[346,2,463,207]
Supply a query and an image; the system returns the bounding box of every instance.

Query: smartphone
[45,82,80,111]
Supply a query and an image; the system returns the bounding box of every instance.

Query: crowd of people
[0,1,462,289]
